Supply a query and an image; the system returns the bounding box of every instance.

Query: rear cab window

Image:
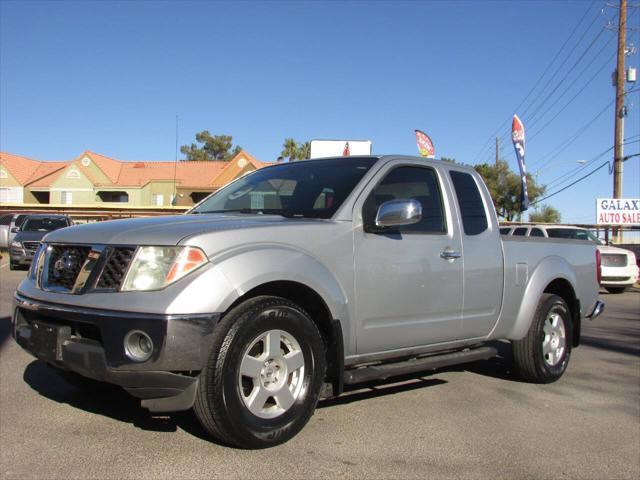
[512,227,528,236]
[449,171,488,235]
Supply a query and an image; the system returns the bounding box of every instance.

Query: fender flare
[505,255,578,341]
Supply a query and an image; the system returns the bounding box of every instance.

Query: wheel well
[224,281,343,395]
[543,278,580,347]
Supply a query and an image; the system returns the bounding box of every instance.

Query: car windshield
[546,228,602,243]
[190,157,378,219]
[21,218,68,232]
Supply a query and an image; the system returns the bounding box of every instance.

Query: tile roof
[1,152,44,184]
[80,151,122,183]
[0,149,268,190]
[104,160,229,188]
[24,161,68,187]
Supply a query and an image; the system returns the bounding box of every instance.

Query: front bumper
[600,265,639,287]
[12,293,220,412]
[9,248,33,265]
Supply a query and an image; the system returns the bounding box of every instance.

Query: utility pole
[495,137,499,165]
[613,0,627,243]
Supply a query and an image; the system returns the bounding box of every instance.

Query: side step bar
[343,346,498,385]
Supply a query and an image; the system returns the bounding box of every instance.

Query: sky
[1,0,639,226]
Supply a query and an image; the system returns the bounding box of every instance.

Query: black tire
[512,294,573,383]
[605,286,627,294]
[194,295,326,449]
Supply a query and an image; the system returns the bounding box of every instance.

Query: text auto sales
[598,199,640,224]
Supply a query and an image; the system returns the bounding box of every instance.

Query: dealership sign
[596,198,640,225]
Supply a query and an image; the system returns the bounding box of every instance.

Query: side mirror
[375,199,422,228]
[10,227,18,233]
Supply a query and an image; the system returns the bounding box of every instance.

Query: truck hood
[43,214,298,246]
[13,230,50,243]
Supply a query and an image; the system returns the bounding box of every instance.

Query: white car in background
[501,225,639,294]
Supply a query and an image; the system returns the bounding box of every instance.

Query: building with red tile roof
[0,149,269,207]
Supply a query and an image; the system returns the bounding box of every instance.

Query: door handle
[440,250,462,260]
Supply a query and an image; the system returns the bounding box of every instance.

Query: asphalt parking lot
[0,262,638,479]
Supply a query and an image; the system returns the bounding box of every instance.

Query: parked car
[502,224,639,293]
[9,214,72,270]
[12,156,602,448]
[0,213,12,249]
[0,213,28,249]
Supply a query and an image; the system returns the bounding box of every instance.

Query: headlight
[10,241,22,248]
[121,246,208,292]
[28,244,46,281]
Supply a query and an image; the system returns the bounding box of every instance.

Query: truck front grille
[46,246,92,291]
[96,247,136,290]
[22,241,40,255]
[601,254,628,267]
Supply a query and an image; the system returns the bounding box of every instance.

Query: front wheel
[194,296,326,449]
[513,294,573,383]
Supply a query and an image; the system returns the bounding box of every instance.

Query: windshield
[546,228,602,243]
[191,157,378,218]
[21,218,69,232]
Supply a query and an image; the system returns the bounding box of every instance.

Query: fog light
[124,330,154,362]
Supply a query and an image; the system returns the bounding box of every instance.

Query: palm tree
[298,142,311,160]
[280,138,298,162]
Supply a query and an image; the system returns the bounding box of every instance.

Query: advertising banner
[512,114,529,212]
[596,198,640,225]
[414,130,435,158]
[309,140,372,159]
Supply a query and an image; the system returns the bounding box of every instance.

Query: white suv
[502,225,639,294]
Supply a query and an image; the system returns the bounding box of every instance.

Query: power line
[532,136,640,204]
[544,138,639,188]
[470,0,599,163]
[500,7,612,139]
[479,7,623,165]
[532,160,610,205]
[526,37,616,134]
[529,98,614,171]
[522,21,612,124]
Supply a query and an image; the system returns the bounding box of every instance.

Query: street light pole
[533,160,586,180]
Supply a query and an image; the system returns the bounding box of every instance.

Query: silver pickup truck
[12,155,603,448]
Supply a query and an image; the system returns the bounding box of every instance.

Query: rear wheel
[194,296,326,449]
[605,286,627,294]
[513,294,572,383]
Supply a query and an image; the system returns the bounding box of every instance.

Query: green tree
[280,138,311,161]
[298,141,311,160]
[280,138,299,162]
[529,205,561,223]
[180,131,242,161]
[474,160,545,221]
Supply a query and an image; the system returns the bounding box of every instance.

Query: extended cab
[12,156,603,448]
